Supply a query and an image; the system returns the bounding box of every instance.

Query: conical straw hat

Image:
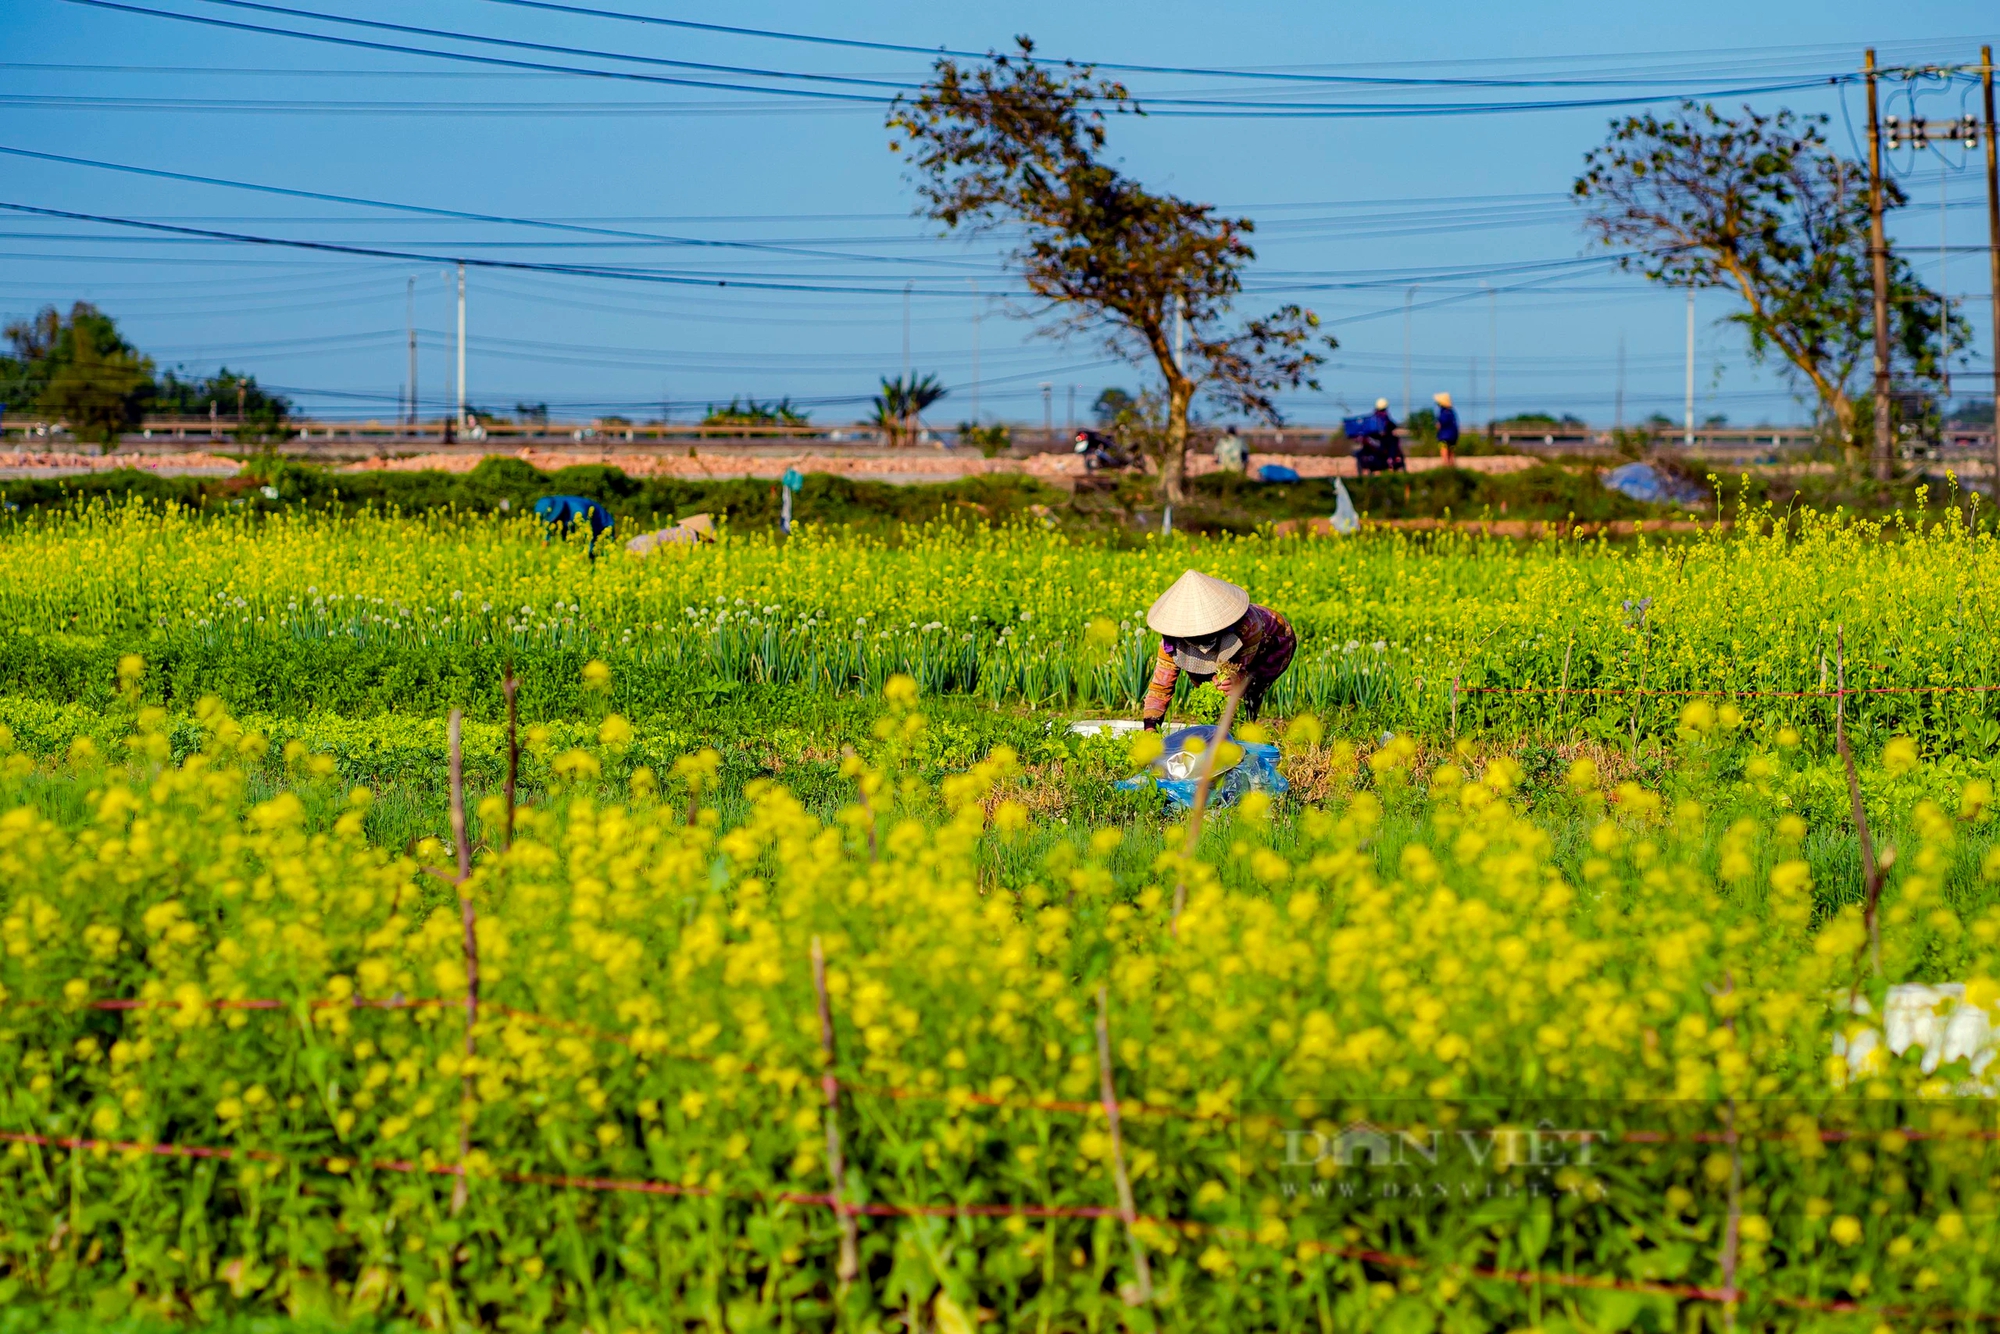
[1146,569,1250,637]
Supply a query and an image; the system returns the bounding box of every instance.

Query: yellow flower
[1282,713,1323,749]
[1678,700,1716,734]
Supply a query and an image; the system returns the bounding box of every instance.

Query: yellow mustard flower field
[4,500,2000,1331]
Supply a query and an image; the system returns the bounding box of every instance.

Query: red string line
[8,1127,1979,1321]
[1465,683,2000,698]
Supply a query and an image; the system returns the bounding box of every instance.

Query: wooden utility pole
[1983,45,1999,490]
[1864,50,1894,482]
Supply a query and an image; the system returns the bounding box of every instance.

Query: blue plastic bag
[1257,464,1301,483]
[1601,462,1705,506]
[1116,724,1289,810]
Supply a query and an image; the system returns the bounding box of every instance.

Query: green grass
[0,1311,418,1334]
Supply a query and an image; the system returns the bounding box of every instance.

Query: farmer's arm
[1214,607,1283,695]
[1208,612,1272,700]
[1140,641,1180,728]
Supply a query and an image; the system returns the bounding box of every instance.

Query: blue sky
[1,0,1994,426]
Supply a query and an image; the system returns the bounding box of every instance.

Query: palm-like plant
[871,373,948,446]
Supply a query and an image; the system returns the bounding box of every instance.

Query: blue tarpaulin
[1257,464,1301,483]
[533,495,615,556]
[1601,463,1706,506]
[533,495,614,536]
[1117,724,1289,810]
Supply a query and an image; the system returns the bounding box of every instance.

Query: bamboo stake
[449,709,472,882]
[812,935,861,1286]
[501,667,519,851]
[1170,677,1247,935]
[1834,629,1884,976]
[1628,628,1651,760]
[1095,984,1153,1306]
[1557,635,1573,739]
[447,710,479,1215]
[1714,971,1743,1331]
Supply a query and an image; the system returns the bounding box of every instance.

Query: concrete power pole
[1615,333,1625,433]
[1984,45,1999,491]
[455,261,467,429]
[968,278,979,423]
[1484,282,1497,441]
[1865,50,1894,481]
[1402,286,1415,422]
[406,276,417,430]
[1173,293,1186,374]
[1684,286,1695,449]
[1883,51,1997,485]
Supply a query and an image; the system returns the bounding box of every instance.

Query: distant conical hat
[1146,569,1250,638]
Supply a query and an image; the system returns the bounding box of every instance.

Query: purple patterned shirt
[1141,603,1296,722]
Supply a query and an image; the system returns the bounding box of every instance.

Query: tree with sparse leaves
[890,38,1331,502]
[154,365,291,439]
[1575,102,1964,465]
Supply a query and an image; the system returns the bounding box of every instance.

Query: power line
[64,0,893,101]
[0,145,993,271]
[62,0,1863,119]
[467,0,1862,90]
[0,93,875,116]
[0,201,1012,294]
[2,36,1988,82]
[0,212,1671,292]
[175,0,908,91]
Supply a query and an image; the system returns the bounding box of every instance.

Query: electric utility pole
[1402,286,1415,422]
[406,276,417,431]
[455,261,467,430]
[1173,292,1187,375]
[1684,286,1695,448]
[968,278,980,423]
[1881,54,1997,485]
[1985,45,1999,489]
[1483,282,1497,442]
[1615,333,1626,433]
[1865,50,1893,481]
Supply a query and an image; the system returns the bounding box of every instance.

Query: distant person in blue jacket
[533,494,614,560]
[1433,391,1460,465]
[1354,398,1406,474]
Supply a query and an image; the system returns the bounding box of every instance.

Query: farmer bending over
[1140,569,1296,731]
